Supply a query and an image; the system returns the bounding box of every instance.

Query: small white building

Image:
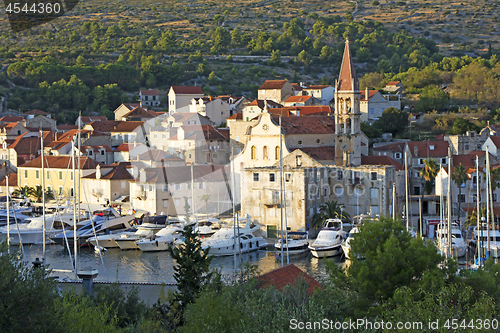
[168,86,204,113]
[360,88,401,124]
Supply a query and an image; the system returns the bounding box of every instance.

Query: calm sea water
[18,244,342,284]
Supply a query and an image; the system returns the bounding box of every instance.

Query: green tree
[338,218,451,315]
[12,185,31,198]
[167,224,213,325]
[0,243,60,333]
[28,185,55,203]
[269,50,281,65]
[420,158,439,195]
[311,201,350,229]
[416,85,449,112]
[452,164,468,225]
[373,107,409,136]
[450,118,480,135]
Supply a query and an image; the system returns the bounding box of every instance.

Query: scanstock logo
[4,0,79,32]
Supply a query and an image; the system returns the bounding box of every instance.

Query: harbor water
[18,243,340,283]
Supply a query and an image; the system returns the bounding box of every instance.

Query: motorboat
[435,222,467,257]
[136,225,184,252]
[88,227,138,249]
[196,218,222,239]
[0,208,79,245]
[274,231,309,255]
[50,208,134,247]
[468,225,500,258]
[201,221,267,257]
[114,226,159,250]
[309,219,350,258]
[341,225,362,259]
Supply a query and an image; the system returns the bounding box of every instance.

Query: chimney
[96,165,101,179]
[365,87,369,100]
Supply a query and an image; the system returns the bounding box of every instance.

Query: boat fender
[155,240,158,247]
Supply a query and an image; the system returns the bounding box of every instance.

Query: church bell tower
[334,39,362,166]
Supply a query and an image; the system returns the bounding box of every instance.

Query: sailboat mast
[72,139,77,280]
[439,162,443,253]
[476,155,481,265]
[40,129,46,262]
[405,147,409,232]
[486,146,491,258]
[447,148,451,258]
[190,163,196,223]
[279,115,284,267]
[6,175,9,251]
[230,140,237,272]
[392,182,396,220]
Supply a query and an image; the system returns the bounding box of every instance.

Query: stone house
[257,80,294,103]
[168,86,204,113]
[445,131,487,156]
[139,89,161,107]
[359,89,401,124]
[189,96,230,126]
[81,162,134,205]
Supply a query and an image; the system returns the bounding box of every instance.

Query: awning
[113,195,129,203]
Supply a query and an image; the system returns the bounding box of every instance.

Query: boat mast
[6,174,9,252]
[476,155,481,265]
[230,139,237,273]
[447,148,452,258]
[190,162,196,224]
[404,146,409,232]
[486,146,491,259]
[40,129,46,262]
[279,115,284,267]
[392,182,396,221]
[72,137,77,280]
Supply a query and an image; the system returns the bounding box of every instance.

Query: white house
[168,86,204,113]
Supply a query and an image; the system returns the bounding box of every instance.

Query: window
[24,170,28,179]
[59,186,63,195]
[269,173,275,182]
[46,171,50,180]
[253,173,259,181]
[441,158,447,164]
[251,146,256,160]
[101,150,104,156]
[298,140,302,145]
[324,187,329,197]
[418,158,424,165]
[121,181,126,189]
[162,185,168,192]
[371,172,377,180]
[70,188,73,197]
[70,172,73,181]
[429,145,435,150]
[337,171,343,180]
[458,194,465,203]
[263,146,268,160]
[316,139,320,143]
[296,155,302,167]
[413,186,420,195]
[370,108,374,114]
[464,144,470,151]
[285,173,291,182]
[59,171,63,180]
[88,150,93,156]
[394,152,402,159]
[163,200,168,208]
[35,170,39,179]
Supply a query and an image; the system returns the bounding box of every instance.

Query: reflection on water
[19,244,345,283]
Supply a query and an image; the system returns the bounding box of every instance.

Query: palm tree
[201,194,211,216]
[465,207,486,227]
[12,185,31,198]
[420,158,439,195]
[28,185,55,203]
[452,164,468,225]
[311,201,351,229]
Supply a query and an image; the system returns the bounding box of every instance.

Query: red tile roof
[114,143,135,152]
[0,116,24,122]
[284,95,312,103]
[227,113,243,120]
[7,134,40,154]
[361,155,404,171]
[23,109,50,116]
[57,124,79,131]
[294,146,335,161]
[109,121,145,133]
[80,145,113,153]
[306,85,332,89]
[257,264,322,296]
[272,116,335,135]
[170,86,203,95]
[122,107,156,119]
[19,156,104,169]
[0,173,17,187]
[140,164,230,184]
[135,149,183,162]
[374,141,449,158]
[386,81,401,86]
[83,162,133,180]
[247,99,283,109]
[291,83,303,91]
[271,106,332,116]
[79,116,107,123]
[337,40,358,91]
[140,89,159,96]
[259,80,289,90]
[489,136,500,148]
[360,90,379,102]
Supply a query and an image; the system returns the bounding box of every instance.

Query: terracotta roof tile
[114,143,135,152]
[83,163,133,180]
[227,113,243,120]
[337,40,358,91]
[139,164,230,184]
[140,89,159,96]
[170,86,203,95]
[360,90,379,102]
[123,107,156,119]
[0,173,17,187]
[386,81,401,86]
[257,264,322,296]
[110,121,145,133]
[259,80,289,90]
[271,116,335,135]
[284,95,312,103]
[0,116,24,122]
[23,109,50,116]
[135,149,183,162]
[19,156,104,169]
[293,146,335,161]
[79,116,107,123]
[489,136,500,148]
[361,155,404,171]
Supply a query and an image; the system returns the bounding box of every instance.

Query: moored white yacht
[468,225,500,258]
[435,222,467,257]
[309,219,350,258]
[274,231,309,255]
[341,225,362,259]
[202,221,267,257]
[136,225,184,252]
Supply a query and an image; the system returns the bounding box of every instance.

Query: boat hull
[88,238,119,249]
[115,239,140,250]
[309,245,342,258]
[204,239,267,257]
[137,239,173,252]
